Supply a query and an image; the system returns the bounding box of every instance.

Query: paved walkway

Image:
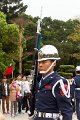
[2,112,29,120]
[0,103,30,120]
[0,110,30,120]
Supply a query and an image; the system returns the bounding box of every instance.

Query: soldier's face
[38,60,55,75]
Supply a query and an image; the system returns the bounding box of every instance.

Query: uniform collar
[42,71,54,80]
[39,71,56,89]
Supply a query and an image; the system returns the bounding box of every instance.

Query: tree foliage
[0,12,19,75]
[0,0,27,22]
[1,7,80,74]
[68,20,80,63]
[41,17,80,65]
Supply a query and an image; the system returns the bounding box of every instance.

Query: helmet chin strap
[39,60,56,74]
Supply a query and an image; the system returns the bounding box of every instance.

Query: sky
[22,0,80,21]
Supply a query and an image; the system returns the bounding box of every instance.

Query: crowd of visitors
[0,74,32,117]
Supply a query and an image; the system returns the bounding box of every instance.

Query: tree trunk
[19,30,23,74]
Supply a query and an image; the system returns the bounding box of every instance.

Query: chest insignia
[44,85,51,89]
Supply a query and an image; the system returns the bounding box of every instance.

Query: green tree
[12,14,37,74]
[41,18,79,65]
[0,0,27,22]
[0,11,19,75]
[68,20,80,65]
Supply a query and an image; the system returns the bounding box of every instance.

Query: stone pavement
[2,112,29,120]
[0,112,77,120]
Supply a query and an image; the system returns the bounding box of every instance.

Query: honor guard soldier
[33,45,72,120]
[71,66,80,120]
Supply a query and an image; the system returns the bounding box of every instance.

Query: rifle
[30,8,42,116]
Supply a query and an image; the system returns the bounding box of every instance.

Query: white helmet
[75,66,80,71]
[38,45,60,61]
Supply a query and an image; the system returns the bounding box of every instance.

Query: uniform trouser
[76,99,80,120]
[71,99,75,112]
[2,96,9,113]
[11,101,17,115]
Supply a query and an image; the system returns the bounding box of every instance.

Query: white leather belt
[34,111,60,119]
[75,88,80,90]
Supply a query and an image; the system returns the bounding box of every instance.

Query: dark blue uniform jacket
[35,72,72,120]
[71,75,80,99]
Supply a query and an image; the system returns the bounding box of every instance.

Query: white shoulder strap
[52,80,60,97]
[52,79,70,98]
[70,78,75,85]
